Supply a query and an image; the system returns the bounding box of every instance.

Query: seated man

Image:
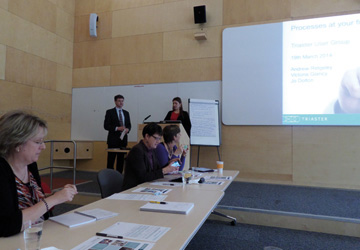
[122,123,179,190]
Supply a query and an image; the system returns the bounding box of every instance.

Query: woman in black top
[164,97,192,137]
[0,111,78,237]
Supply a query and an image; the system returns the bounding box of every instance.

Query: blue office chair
[97,169,124,198]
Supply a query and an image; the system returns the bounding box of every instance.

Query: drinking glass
[23,218,43,250]
[181,170,193,184]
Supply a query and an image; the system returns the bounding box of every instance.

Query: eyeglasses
[31,140,45,145]
[151,135,162,141]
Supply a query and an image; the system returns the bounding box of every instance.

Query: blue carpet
[220,181,360,218]
[185,220,360,250]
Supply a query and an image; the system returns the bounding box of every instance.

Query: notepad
[140,201,194,214]
[49,209,118,228]
[49,213,96,228]
[75,208,118,220]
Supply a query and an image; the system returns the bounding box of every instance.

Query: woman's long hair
[173,97,184,117]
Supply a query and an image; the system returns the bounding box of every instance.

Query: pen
[96,232,123,239]
[149,201,167,204]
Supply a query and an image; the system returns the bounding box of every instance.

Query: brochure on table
[100,221,170,242]
[71,236,154,250]
[206,176,232,180]
[132,187,172,195]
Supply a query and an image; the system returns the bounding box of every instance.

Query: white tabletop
[1,184,225,250]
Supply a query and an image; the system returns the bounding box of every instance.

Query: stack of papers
[49,208,118,228]
[140,201,194,215]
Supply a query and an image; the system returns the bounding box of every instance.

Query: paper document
[150,182,183,187]
[71,236,154,250]
[120,130,126,140]
[106,193,167,201]
[100,222,170,242]
[49,213,96,228]
[132,187,171,195]
[140,201,194,215]
[207,176,232,180]
[203,181,224,185]
[74,208,118,220]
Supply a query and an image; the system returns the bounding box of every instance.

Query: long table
[1,170,238,250]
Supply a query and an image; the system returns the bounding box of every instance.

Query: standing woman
[164,97,192,137]
[155,125,187,171]
[0,111,78,237]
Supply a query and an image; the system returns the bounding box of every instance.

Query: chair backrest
[97,169,124,198]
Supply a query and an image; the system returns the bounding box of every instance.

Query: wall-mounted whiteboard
[71,81,221,142]
[189,99,221,146]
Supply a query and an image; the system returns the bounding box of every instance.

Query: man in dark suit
[104,94,131,173]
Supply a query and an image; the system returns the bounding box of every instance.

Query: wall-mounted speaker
[193,5,206,24]
[89,13,98,37]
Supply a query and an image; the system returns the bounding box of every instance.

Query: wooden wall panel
[163,26,222,61]
[5,47,57,90]
[111,33,163,65]
[56,7,74,42]
[111,58,221,85]
[1,1,74,148]
[32,88,71,123]
[56,36,73,67]
[246,0,291,23]
[291,0,360,18]
[73,39,111,68]
[45,121,71,140]
[224,0,291,26]
[76,141,108,171]
[223,0,247,25]
[75,0,95,16]
[56,64,72,94]
[8,0,57,33]
[161,0,222,32]
[293,127,360,189]
[95,0,163,13]
[222,126,292,180]
[0,9,59,63]
[0,0,7,10]
[112,0,222,38]
[0,44,5,80]
[73,66,111,87]
[112,5,163,38]
[55,0,75,15]
[0,80,32,112]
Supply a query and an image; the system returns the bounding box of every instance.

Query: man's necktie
[119,110,124,127]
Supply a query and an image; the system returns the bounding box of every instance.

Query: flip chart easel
[188,99,221,166]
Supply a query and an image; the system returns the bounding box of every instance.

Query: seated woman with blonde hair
[0,110,78,237]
